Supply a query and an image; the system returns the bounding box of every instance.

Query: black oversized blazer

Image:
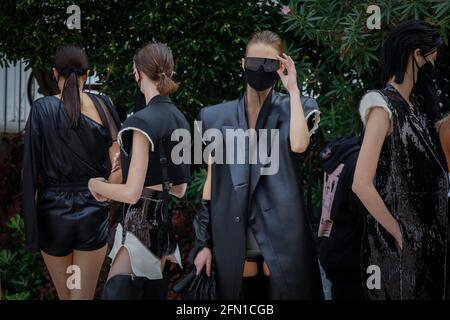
[196,91,324,299]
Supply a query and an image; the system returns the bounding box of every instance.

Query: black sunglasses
[245,57,280,72]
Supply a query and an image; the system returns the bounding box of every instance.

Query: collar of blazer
[221,94,281,201]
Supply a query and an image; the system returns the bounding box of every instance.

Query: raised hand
[277,53,299,94]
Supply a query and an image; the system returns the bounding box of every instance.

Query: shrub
[0,0,285,121]
[0,214,56,300]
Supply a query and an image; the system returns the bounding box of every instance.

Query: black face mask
[245,66,279,91]
[417,59,435,83]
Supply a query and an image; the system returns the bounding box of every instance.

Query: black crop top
[118,95,191,187]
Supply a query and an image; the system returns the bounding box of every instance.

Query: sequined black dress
[362,84,448,300]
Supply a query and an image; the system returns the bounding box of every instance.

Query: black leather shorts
[37,182,110,257]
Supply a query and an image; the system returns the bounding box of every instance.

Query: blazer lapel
[221,97,250,194]
[249,109,280,201]
[220,94,281,203]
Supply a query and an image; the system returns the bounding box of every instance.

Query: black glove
[191,199,213,261]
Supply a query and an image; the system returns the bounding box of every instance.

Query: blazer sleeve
[22,102,42,252]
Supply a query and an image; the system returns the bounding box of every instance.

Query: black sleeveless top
[22,93,121,251]
[362,84,448,299]
[118,95,191,187]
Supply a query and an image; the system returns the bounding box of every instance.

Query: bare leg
[41,251,73,300]
[70,245,107,300]
[107,246,132,280]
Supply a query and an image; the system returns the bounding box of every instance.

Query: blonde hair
[246,30,284,56]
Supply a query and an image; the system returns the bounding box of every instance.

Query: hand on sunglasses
[277,53,299,94]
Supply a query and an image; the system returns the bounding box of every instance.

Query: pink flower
[281,5,291,15]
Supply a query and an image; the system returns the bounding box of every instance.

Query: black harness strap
[120,137,170,246]
[159,137,170,221]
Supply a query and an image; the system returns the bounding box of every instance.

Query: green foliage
[283,0,450,142]
[1,0,450,297]
[0,0,284,121]
[0,214,51,300]
[6,213,25,241]
[279,0,450,219]
[170,168,206,211]
[185,168,207,204]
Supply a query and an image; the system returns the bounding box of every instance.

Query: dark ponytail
[54,45,88,128]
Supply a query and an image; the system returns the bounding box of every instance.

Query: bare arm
[202,156,212,200]
[107,142,187,198]
[352,107,403,248]
[88,130,149,204]
[107,142,122,184]
[288,89,310,153]
[277,53,309,153]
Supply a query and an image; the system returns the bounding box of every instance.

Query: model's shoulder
[270,91,289,111]
[200,98,239,120]
[272,91,318,108]
[204,99,239,113]
[360,89,386,103]
[123,106,170,131]
[273,91,290,101]
[31,96,60,115]
[122,109,148,126]
[87,92,114,106]
[33,95,56,105]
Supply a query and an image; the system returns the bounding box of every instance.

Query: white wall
[0,60,39,133]
[0,60,100,133]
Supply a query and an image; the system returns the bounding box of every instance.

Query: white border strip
[117,127,155,156]
[305,109,321,136]
[194,119,207,146]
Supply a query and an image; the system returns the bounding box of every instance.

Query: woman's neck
[56,89,84,100]
[387,65,416,108]
[140,81,160,104]
[245,85,271,112]
[244,86,272,129]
